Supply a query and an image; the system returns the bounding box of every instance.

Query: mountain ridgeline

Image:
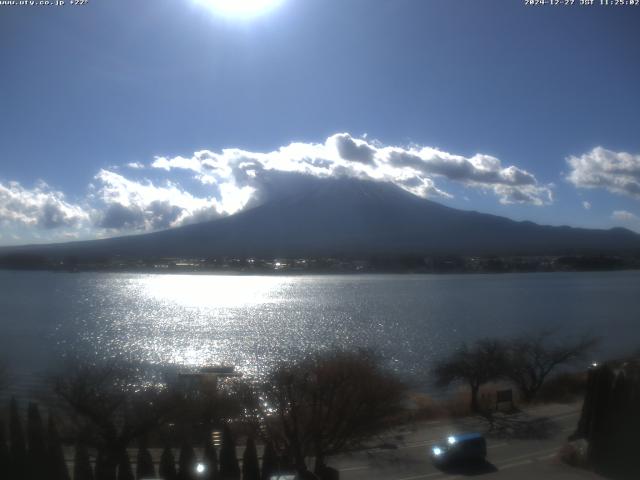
[2,178,640,261]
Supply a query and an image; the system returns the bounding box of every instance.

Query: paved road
[330,403,603,480]
[61,403,602,479]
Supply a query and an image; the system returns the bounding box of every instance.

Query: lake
[1,270,639,395]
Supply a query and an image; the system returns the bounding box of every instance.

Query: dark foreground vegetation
[0,350,406,480]
[0,331,628,480]
[567,357,640,480]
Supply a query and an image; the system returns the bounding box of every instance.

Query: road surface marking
[399,441,436,449]
[549,411,580,420]
[488,442,508,449]
[399,440,508,451]
[396,471,444,480]
[339,465,369,472]
[537,452,557,460]
[500,458,534,470]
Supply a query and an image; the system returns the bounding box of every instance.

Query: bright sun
[194,0,284,18]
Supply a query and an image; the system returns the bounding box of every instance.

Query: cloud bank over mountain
[0,181,88,230]
[2,134,640,244]
[92,169,241,231]
[149,132,553,206]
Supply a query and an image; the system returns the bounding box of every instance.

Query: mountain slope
[3,178,640,258]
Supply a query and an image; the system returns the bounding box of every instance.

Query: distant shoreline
[2,263,640,276]
[2,251,640,275]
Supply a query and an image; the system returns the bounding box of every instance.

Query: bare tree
[162,373,250,448]
[505,331,598,402]
[50,361,178,478]
[433,339,508,413]
[258,350,406,477]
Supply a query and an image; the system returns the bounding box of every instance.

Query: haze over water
[2,270,640,393]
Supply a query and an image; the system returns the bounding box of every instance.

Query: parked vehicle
[430,433,487,464]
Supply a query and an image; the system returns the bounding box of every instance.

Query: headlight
[447,436,456,445]
[432,446,443,456]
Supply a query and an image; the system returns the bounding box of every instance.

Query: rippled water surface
[2,270,640,390]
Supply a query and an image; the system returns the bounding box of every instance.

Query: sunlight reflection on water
[140,275,288,308]
[3,270,640,391]
[77,274,382,379]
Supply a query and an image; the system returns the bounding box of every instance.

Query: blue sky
[1,0,640,245]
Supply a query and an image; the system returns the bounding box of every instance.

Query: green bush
[219,425,240,480]
[136,441,156,479]
[0,420,10,478]
[73,442,94,480]
[260,441,276,480]
[204,440,218,480]
[9,397,27,480]
[159,446,178,480]
[117,450,134,480]
[241,437,259,480]
[27,403,47,480]
[178,440,196,480]
[47,416,70,480]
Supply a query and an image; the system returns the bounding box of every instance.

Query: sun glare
[194,0,284,18]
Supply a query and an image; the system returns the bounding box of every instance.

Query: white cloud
[582,201,591,210]
[93,169,254,231]
[125,162,145,169]
[150,133,552,206]
[333,133,376,164]
[0,133,554,242]
[0,180,88,230]
[611,210,638,222]
[567,147,640,198]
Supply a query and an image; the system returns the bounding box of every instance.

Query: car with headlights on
[430,433,487,465]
